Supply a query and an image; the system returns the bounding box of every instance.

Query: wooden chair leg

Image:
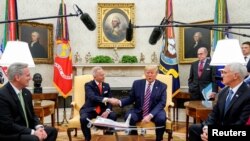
[166,129,173,141]
[67,128,75,141]
[74,128,78,136]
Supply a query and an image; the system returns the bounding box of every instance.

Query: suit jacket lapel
[21,91,32,119]
[7,83,27,121]
[92,80,101,95]
[224,83,246,115]
[141,80,146,107]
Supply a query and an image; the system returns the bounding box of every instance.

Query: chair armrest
[169,102,174,107]
[71,101,76,107]
[69,101,76,120]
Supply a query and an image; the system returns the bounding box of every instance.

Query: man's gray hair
[7,62,28,82]
[227,62,248,80]
[91,66,103,77]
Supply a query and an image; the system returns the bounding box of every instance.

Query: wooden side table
[172,91,190,122]
[184,101,213,141]
[34,100,55,127]
[32,93,58,126]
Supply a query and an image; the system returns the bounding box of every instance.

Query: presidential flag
[159,0,180,97]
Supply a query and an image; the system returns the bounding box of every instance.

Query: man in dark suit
[189,63,250,141]
[188,47,218,100]
[241,41,250,72]
[0,63,57,141]
[109,65,167,141]
[79,66,117,141]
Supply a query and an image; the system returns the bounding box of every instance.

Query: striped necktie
[143,83,151,117]
[18,92,29,127]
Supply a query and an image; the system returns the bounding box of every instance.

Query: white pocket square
[104,91,108,94]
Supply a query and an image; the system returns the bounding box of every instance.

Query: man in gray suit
[188,47,218,100]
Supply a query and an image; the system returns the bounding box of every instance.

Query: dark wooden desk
[34,100,55,127]
[184,101,213,141]
[32,93,58,126]
[172,91,190,122]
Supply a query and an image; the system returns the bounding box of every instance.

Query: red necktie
[198,61,204,78]
[98,83,102,94]
[96,83,102,114]
[143,83,151,117]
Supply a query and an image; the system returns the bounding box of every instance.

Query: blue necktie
[224,89,234,112]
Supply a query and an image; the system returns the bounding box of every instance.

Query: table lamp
[0,41,35,67]
[210,39,246,66]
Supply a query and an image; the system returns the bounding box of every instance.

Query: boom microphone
[149,27,162,45]
[148,17,168,45]
[126,20,133,41]
[75,4,96,31]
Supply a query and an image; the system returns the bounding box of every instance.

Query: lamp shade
[0,41,35,67]
[210,39,245,66]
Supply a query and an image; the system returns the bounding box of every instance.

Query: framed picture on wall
[179,20,213,64]
[97,3,135,48]
[19,21,54,64]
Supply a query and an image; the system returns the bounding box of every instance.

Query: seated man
[0,62,58,141]
[109,65,167,141]
[189,63,250,141]
[80,66,117,141]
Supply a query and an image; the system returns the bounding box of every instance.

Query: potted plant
[121,55,138,63]
[90,55,114,63]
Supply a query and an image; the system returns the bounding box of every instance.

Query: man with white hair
[189,62,250,141]
[79,66,117,141]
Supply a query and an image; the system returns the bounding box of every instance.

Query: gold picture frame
[97,3,135,48]
[19,21,54,64]
[179,20,213,64]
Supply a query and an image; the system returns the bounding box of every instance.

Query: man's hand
[101,111,110,118]
[34,128,47,141]
[209,92,216,99]
[201,126,208,141]
[141,115,152,123]
[107,98,120,106]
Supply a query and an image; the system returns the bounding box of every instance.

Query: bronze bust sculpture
[33,73,43,93]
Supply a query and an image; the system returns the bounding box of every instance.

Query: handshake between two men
[103,97,154,123]
[104,97,120,106]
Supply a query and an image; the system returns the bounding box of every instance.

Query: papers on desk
[202,83,212,101]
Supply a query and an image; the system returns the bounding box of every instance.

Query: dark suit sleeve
[150,82,167,116]
[188,63,196,93]
[121,80,137,107]
[0,93,32,134]
[105,83,113,110]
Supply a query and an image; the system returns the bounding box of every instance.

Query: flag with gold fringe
[159,0,180,97]
[53,1,73,98]
[212,0,232,88]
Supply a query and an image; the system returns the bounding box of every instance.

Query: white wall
[0,0,250,92]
